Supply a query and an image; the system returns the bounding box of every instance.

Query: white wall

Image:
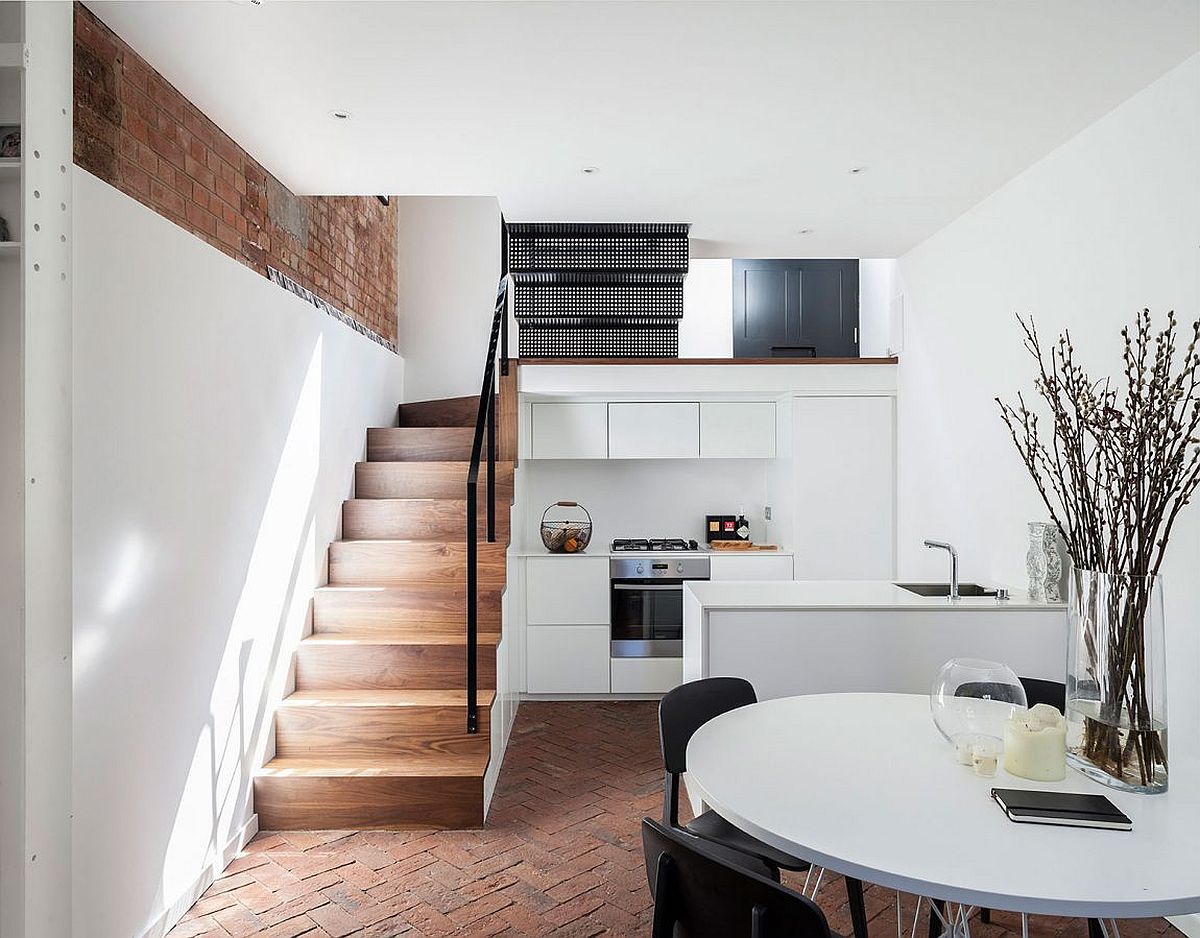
[680,258,733,357]
[682,256,895,357]
[895,55,1200,761]
[397,196,501,402]
[521,458,774,551]
[858,259,898,357]
[72,170,405,938]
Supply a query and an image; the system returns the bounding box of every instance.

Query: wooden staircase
[254,391,515,830]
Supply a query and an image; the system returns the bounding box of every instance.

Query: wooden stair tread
[302,631,500,646]
[260,753,490,778]
[281,688,496,708]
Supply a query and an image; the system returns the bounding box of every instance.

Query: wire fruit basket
[540,502,593,554]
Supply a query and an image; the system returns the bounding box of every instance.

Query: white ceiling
[88,1,1199,258]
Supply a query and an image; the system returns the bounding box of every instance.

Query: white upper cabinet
[791,396,895,580]
[530,402,608,459]
[608,403,699,459]
[699,402,776,458]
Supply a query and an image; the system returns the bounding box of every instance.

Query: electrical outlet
[764,505,772,521]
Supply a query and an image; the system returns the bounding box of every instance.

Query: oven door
[610,580,684,658]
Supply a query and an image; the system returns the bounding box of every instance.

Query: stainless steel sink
[895,582,999,598]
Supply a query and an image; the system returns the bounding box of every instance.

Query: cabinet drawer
[527,626,610,694]
[709,554,794,581]
[530,402,608,459]
[526,556,609,625]
[608,403,699,458]
[700,402,776,458]
[611,658,683,695]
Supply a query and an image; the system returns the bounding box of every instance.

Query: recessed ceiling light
[849,166,867,175]
[581,166,600,175]
[329,109,353,121]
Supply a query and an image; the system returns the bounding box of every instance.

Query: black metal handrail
[465,274,509,733]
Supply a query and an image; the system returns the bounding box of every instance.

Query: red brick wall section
[72,2,398,348]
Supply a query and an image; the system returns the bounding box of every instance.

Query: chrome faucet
[923,540,960,600]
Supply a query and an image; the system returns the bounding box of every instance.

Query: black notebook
[991,788,1133,831]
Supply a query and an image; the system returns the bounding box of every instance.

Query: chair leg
[928,900,947,938]
[1088,920,1105,938]
[846,877,869,938]
[979,909,991,925]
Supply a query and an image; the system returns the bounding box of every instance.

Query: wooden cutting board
[708,541,780,551]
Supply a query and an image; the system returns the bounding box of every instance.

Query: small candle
[1003,707,1067,781]
[972,741,1000,778]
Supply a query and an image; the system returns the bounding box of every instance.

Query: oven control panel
[610,557,711,580]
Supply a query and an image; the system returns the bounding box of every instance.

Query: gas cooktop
[611,538,700,552]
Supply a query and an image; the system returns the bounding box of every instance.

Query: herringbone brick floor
[169,701,1180,938]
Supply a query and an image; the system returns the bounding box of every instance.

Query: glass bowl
[930,657,1028,751]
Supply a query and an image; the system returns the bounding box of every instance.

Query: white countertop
[685,579,1062,611]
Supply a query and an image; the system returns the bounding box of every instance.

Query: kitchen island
[682,580,1066,700]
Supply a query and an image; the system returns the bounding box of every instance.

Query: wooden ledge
[518,357,898,366]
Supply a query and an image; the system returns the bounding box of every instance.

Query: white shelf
[0,241,21,249]
[0,158,19,169]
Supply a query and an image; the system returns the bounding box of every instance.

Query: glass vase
[1066,568,1168,793]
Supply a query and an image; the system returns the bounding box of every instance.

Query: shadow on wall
[74,333,343,936]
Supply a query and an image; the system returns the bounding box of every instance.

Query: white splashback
[521,459,774,551]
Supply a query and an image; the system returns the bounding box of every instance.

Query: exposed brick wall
[72,2,398,347]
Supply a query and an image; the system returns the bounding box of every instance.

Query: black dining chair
[643,817,833,938]
[659,677,871,938]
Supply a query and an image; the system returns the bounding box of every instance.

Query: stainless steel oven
[610,556,710,658]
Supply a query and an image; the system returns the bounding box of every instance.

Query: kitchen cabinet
[709,553,794,581]
[526,556,609,625]
[527,626,610,694]
[732,259,860,359]
[608,402,699,459]
[611,658,683,695]
[791,396,894,579]
[699,402,776,458]
[530,402,608,459]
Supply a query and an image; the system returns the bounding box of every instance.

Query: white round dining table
[685,693,1200,918]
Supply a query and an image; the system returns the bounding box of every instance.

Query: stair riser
[254,775,483,830]
[296,643,498,690]
[275,706,491,758]
[328,541,507,587]
[313,588,501,635]
[355,462,513,500]
[367,428,483,462]
[397,396,481,428]
[342,500,510,542]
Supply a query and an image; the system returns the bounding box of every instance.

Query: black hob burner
[611,538,700,552]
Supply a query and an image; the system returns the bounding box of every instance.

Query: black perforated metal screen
[509,223,689,358]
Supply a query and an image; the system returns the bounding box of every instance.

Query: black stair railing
[465,274,510,733]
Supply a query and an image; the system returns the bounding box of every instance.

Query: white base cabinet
[525,556,609,625]
[526,626,611,694]
[709,553,794,581]
[611,657,683,694]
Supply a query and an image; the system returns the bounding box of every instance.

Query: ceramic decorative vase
[1066,568,1168,794]
[1026,522,1062,602]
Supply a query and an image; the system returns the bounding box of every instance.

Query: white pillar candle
[1003,709,1067,781]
